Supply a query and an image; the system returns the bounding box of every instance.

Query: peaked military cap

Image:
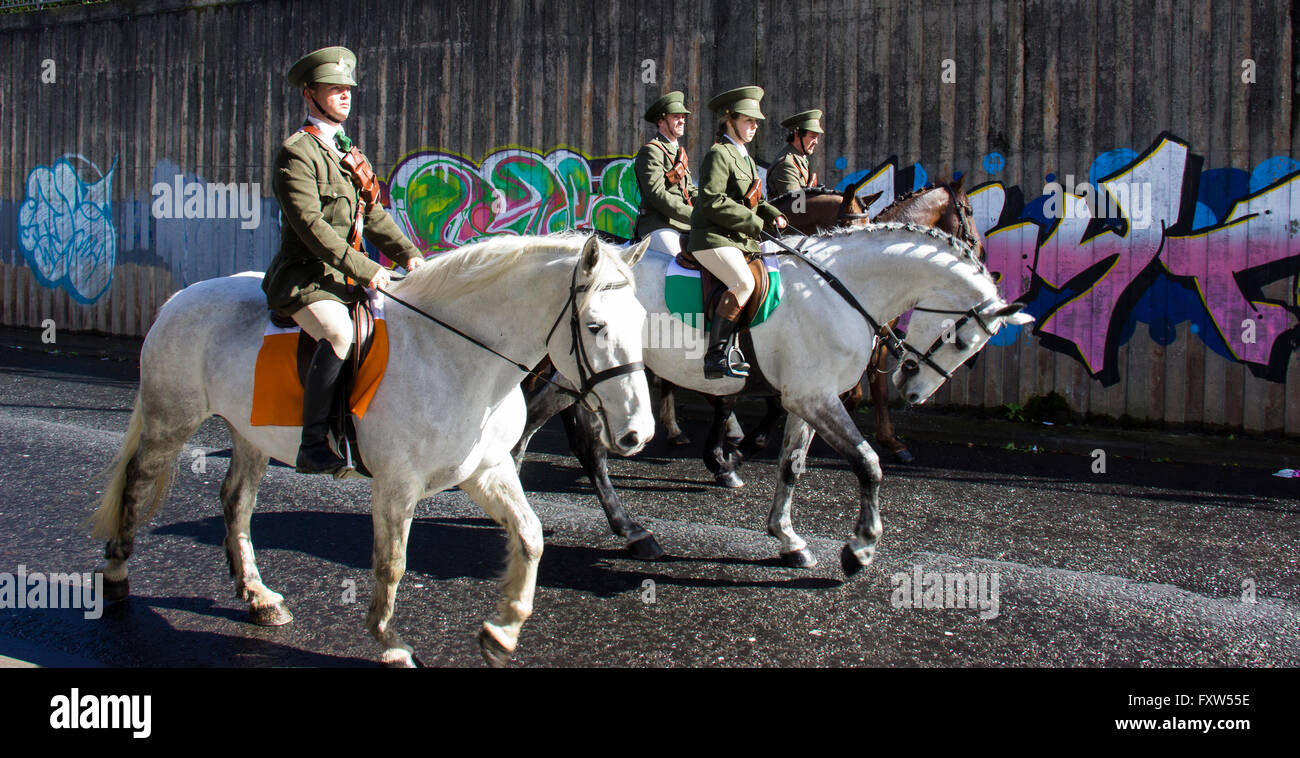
[287,46,358,88]
[707,85,766,120]
[781,109,824,134]
[645,91,691,123]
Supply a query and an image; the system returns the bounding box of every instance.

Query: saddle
[673,249,772,328]
[267,298,379,477]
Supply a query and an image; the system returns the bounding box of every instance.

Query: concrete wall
[2,0,1298,433]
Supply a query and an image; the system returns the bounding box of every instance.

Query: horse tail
[87,393,159,540]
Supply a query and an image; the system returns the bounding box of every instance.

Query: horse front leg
[767,414,818,568]
[702,394,744,488]
[219,426,289,625]
[459,460,544,668]
[560,404,664,560]
[786,395,885,577]
[365,479,420,667]
[658,379,691,446]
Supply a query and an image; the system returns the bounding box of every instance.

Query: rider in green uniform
[634,90,697,253]
[687,86,788,379]
[263,46,424,475]
[766,109,824,197]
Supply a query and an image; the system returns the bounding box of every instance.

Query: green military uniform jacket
[687,139,784,255]
[263,128,421,317]
[634,134,697,238]
[766,144,814,197]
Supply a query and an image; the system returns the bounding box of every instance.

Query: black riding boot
[296,340,348,475]
[702,293,750,379]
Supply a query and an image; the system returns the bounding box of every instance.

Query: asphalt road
[0,344,1297,668]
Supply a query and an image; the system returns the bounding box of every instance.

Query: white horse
[518,222,1033,574]
[89,234,654,667]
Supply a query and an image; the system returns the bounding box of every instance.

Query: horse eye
[586,322,605,335]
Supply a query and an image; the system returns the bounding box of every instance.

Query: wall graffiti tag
[17,154,117,304]
[838,133,1300,385]
[382,146,641,258]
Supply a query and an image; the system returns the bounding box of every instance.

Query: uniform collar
[655,131,680,148]
[723,133,749,159]
[306,115,345,158]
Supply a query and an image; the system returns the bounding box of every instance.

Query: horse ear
[580,235,601,275]
[995,301,1034,326]
[621,237,652,268]
[950,174,965,193]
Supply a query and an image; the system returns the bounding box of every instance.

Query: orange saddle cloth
[249,293,390,427]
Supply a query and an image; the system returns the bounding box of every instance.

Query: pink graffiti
[1163,175,1299,365]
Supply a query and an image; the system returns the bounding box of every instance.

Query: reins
[759,228,994,380]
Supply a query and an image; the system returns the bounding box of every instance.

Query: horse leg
[766,414,818,568]
[219,425,289,626]
[725,410,744,446]
[869,367,913,464]
[512,379,575,475]
[787,395,885,577]
[364,478,421,667]
[560,404,664,560]
[91,394,205,603]
[702,394,744,488]
[739,395,785,459]
[658,379,691,446]
[458,460,544,668]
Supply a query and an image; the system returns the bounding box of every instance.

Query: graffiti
[17,154,117,304]
[837,133,1300,385]
[383,146,641,257]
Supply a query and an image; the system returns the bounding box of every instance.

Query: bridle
[380,254,644,417]
[542,262,645,426]
[760,230,1001,382]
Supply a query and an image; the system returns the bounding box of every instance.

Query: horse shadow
[0,598,374,667]
[154,512,842,603]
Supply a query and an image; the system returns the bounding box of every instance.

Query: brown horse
[659,175,985,486]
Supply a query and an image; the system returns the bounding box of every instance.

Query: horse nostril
[618,431,640,449]
[907,392,920,404]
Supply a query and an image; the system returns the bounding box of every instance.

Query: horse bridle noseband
[380,257,644,414]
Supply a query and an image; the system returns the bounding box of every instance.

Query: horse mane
[817,221,988,277]
[388,232,634,313]
[873,182,950,220]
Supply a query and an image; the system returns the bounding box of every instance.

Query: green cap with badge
[287,46,358,88]
[707,85,766,120]
[781,109,824,134]
[644,91,691,123]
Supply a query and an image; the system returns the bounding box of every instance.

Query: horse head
[546,235,654,456]
[892,292,1033,405]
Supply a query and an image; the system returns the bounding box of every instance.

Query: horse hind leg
[458,461,544,668]
[658,379,691,446]
[219,426,289,626]
[767,414,818,568]
[89,394,206,602]
[703,394,744,488]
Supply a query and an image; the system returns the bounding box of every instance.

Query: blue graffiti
[17,155,117,304]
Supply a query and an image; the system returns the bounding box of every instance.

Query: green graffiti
[385,147,640,254]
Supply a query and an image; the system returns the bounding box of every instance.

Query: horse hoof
[891,449,914,465]
[668,434,692,447]
[627,534,666,561]
[715,471,745,489]
[248,601,294,626]
[780,549,818,569]
[381,650,418,668]
[478,628,513,668]
[103,577,129,604]
[840,542,876,576]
